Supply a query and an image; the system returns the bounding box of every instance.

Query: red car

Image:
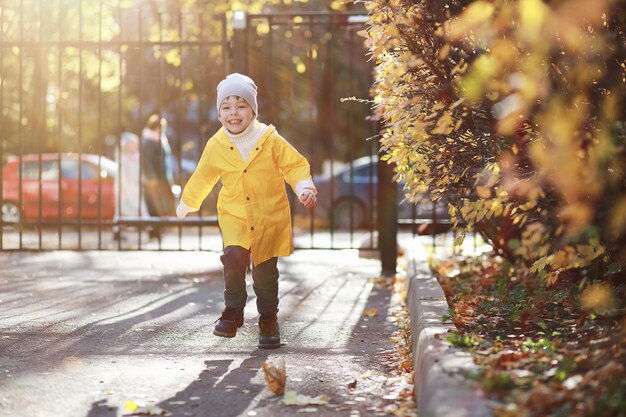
[1,153,117,224]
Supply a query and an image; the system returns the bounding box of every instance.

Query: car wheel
[331,198,367,230]
[1,202,21,224]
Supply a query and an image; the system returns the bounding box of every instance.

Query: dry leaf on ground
[363,308,378,317]
[262,358,287,395]
[123,400,169,416]
[283,390,330,405]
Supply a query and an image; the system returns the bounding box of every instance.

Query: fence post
[378,155,398,276]
[231,10,247,73]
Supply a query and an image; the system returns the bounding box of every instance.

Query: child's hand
[176,202,191,219]
[299,189,316,208]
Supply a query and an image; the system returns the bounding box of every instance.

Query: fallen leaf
[400,359,412,372]
[583,360,625,384]
[123,400,169,416]
[363,308,378,317]
[580,284,616,312]
[347,379,357,389]
[124,401,139,413]
[283,390,330,406]
[262,358,286,395]
[562,375,583,390]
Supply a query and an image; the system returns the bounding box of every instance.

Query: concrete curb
[405,246,493,417]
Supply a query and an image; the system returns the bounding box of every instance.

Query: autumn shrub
[364,0,626,287]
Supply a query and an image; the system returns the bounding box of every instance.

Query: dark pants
[220,245,279,316]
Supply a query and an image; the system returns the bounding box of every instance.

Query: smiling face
[218,96,255,134]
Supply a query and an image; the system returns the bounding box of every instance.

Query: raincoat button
[230,146,234,150]
[246,196,250,200]
[256,147,259,151]
[250,226,254,231]
[243,169,247,173]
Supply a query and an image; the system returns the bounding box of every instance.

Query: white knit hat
[216,73,258,115]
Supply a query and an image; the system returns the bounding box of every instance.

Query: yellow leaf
[432,102,446,111]
[445,1,495,41]
[491,200,503,217]
[476,186,491,199]
[432,112,454,135]
[461,55,499,101]
[518,0,549,42]
[363,308,378,317]
[581,284,615,312]
[182,80,194,92]
[609,196,626,234]
[123,400,168,416]
[551,247,575,270]
[124,401,138,412]
[330,0,346,11]
[438,43,451,61]
[560,203,593,235]
[545,271,560,286]
[450,98,465,109]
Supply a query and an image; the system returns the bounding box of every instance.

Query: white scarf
[224,120,269,162]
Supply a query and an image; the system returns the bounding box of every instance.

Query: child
[176,73,317,349]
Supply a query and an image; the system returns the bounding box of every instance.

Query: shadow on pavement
[85,355,270,417]
[0,254,224,376]
[159,355,269,417]
[85,399,117,417]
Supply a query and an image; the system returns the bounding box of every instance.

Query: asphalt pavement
[0,249,402,417]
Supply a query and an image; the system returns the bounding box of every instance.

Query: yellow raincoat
[181,125,312,265]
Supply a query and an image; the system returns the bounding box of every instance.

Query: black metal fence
[235,11,383,251]
[235,11,450,261]
[0,2,228,250]
[0,4,448,261]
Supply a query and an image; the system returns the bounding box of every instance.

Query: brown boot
[258,314,281,349]
[213,308,244,338]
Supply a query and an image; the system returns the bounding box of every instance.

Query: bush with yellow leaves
[364,0,625,287]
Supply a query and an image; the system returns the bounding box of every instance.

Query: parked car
[1,153,117,224]
[312,155,450,230]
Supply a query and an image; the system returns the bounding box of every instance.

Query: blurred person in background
[141,114,176,239]
[113,129,148,240]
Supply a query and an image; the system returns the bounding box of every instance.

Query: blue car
[312,155,450,230]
